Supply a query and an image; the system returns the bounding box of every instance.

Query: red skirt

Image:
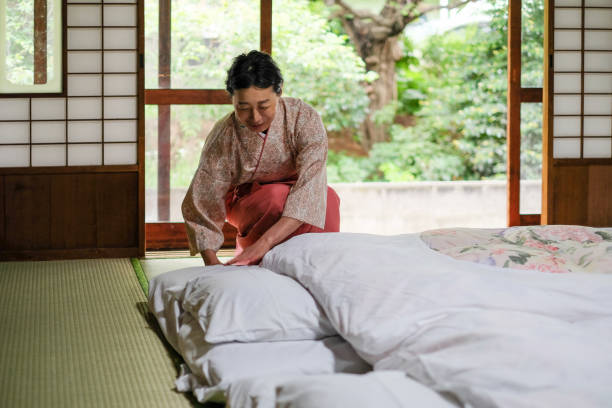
[225,180,340,254]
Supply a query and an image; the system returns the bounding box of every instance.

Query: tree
[323,0,473,150]
[327,0,545,182]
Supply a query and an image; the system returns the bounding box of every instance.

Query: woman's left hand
[225,238,271,266]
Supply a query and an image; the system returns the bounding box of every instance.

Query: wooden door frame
[507,0,543,227]
[145,0,272,250]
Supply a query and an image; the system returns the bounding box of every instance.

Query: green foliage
[144,0,370,188]
[273,0,371,131]
[4,0,57,85]
[330,0,544,182]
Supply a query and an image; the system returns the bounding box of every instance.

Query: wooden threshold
[146,222,237,250]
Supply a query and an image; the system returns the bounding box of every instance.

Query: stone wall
[146,180,542,234]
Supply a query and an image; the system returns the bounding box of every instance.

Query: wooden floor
[0,258,217,407]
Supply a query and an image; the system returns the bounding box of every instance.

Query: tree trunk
[360,36,403,150]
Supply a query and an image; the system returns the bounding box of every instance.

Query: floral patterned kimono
[182,97,339,255]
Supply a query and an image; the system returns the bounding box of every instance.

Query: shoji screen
[0,0,144,260]
[544,0,612,225]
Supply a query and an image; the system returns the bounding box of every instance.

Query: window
[0,0,63,94]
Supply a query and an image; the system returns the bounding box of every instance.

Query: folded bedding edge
[175,364,226,404]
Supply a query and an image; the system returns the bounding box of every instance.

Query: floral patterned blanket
[420,225,612,273]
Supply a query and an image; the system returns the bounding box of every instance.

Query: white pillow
[147,266,206,351]
[275,371,459,408]
[181,264,336,343]
[175,313,371,403]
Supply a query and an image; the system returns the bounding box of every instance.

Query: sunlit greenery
[145,0,544,188]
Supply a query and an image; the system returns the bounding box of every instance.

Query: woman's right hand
[201,249,222,266]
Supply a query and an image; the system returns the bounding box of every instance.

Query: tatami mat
[0,258,217,408]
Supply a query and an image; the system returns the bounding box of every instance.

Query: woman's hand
[225,238,271,266]
[226,216,303,266]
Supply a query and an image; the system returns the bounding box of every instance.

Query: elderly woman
[182,50,340,266]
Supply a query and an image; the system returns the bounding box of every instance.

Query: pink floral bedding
[420,225,612,273]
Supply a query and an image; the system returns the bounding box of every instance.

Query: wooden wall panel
[552,166,589,225]
[0,176,4,249]
[96,173,138,249]
[4,175,51,250]
[50,174,97,249]
[588,166,612,227]
[0,172,139,260]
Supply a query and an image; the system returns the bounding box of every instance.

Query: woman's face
[232,86,280,133]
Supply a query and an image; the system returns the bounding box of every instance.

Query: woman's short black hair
[225,50,283,96]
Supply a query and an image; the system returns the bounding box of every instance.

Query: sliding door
[543,0,612,225]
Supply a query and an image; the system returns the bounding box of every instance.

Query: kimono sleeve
[181,122,233,255]
[282,105,328,228]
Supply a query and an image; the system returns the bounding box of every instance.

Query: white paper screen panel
[554,52,582,71]
[553,116,581,137]
[104,75,137,96]
[554,9,582,28]
[553,138,581,158]
[584,117,612,136]
[585,31,612,50]
[554,30,581,50]
[103,5,137,27]
[104,97,137,119]
[104,28,137,49]
[32,122,66,143]
[554,73,581,93]
[67,28,102,50]
[555,0,581,6]
[584,95,612,114]
[0,146,29,167]
[68,75,103,96]
[0,122,29,144]
[68,121,102,143]
[584,138,612,158]
[32,99,66,120]
[68,144,102,166]
[104,51,137,73]
[68,98,102,120]
[67,5,102,26]
[585,0,612,5]
[32,145,66,167]
[104,120,137,142]
[68,52,103,73]
[0,99,29,120]
[104,143,137,165]
[584,74,612,93]
[584,53,612,72]
[584,10,612,29]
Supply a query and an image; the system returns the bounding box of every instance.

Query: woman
[182,50,340,266]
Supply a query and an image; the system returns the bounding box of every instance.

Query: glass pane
[145,0,260,89]
[520,103,542,214]
[145,104,233,222]
[0,0,63,93]
[521,0,544,87]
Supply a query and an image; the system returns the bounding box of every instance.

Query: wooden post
[158,0,171,221]
[261,0,272,54]
[507,0,521,226]
[33,0,47,84]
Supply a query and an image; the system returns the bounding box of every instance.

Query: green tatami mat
[0,258,212,408]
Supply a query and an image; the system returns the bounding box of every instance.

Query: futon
[148,225,612,407]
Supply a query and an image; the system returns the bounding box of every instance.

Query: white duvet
[262,232,612,408]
